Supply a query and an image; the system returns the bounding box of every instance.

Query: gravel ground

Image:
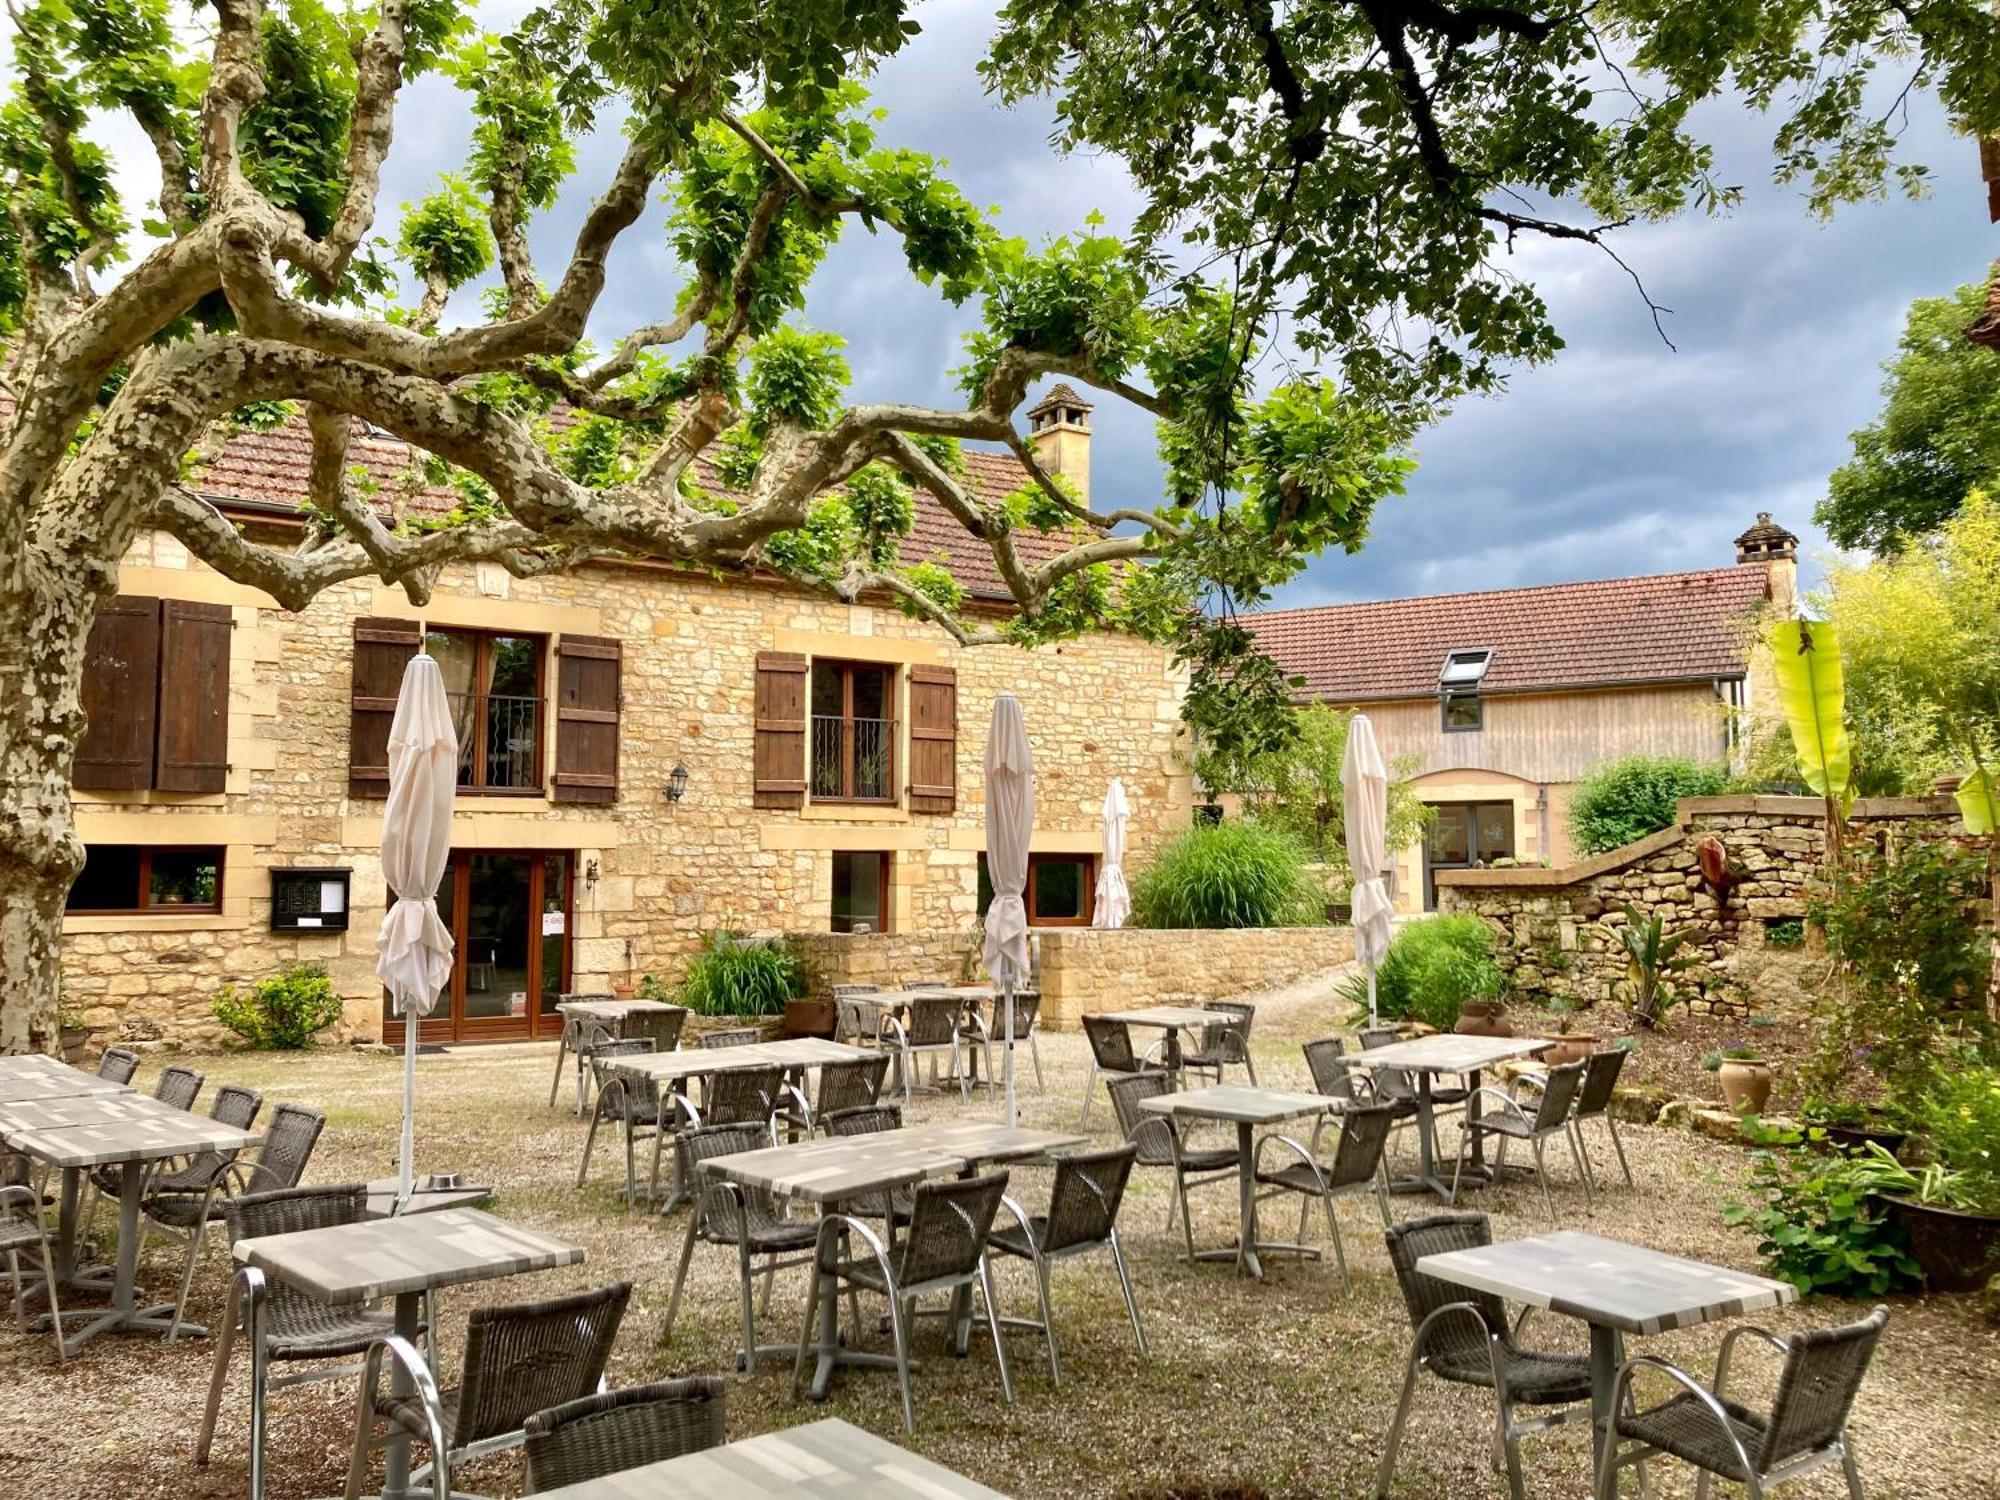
[4,974,1996,1499]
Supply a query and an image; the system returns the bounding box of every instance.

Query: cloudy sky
[86,0,2000,607]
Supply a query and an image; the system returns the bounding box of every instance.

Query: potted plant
[676,930,818,1037]
[1799,1094,1909,1157]
[1539,997,1599,1065]
[1706,1043,1774,1116]
[1875,1067,2000,1292]
[56,1003,90,1064]
[1614,901,1695,1028]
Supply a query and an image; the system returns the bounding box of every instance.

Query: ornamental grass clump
[676,929,806,1017]
[1338,914,1503,1031]
[1128,821,1322,930]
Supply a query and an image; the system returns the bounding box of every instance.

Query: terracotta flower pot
[782,998,838,1040]
[58,1027,89,1065]
[1454,1001,1514,1038]
[1718,1058,1773,1116]
[1544,1032,1599,1067]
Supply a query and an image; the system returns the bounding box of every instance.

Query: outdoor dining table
[1095,1004,1219,1079]
[231,1207,584,1500]
[1417,1228,1798,1475]
[1339,1033,1554,1199]
[554,997,689,1113]
[0,1053,133,1104]
[1135,1084,1335,1279]
[525,1416,1012,1498]
[0,1091,261,1354]
[360,1177,495,1220]
[701,1121,1087,1393]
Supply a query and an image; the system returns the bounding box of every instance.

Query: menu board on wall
[271,868,354,932]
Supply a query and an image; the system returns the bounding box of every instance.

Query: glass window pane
[463,854,532,1020]
[68,846,141,911]
[851,665,890,722]
[832,851,888,933]
[1033,858,1085,920]
[811,660,843,719]
[150,850,220,906]
[539,854,569,1014]
[1475,805,1515,862]
[1442,692,1482,730]
[487,636,539,698]
[1426,809,1471,865]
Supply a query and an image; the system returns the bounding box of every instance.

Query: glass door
[1422,802,1516,909]
[385,850,571,1043]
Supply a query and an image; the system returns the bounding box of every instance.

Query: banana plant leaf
[1956,765,2000,835]
[1767,619,1855,814]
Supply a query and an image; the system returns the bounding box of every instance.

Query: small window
[832,851,891,933]
[978,853,1098,926]
[1438,648,1492,733]
[1441,692,1483,732]
[67,845,223,914]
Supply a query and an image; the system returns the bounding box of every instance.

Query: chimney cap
[1026,383,1093,427]
[1734,511,1798,564]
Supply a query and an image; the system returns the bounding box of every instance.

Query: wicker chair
[86,1063,210,1222]
[793,1171,1013,1434]
[1251,1102,1399,1291]
[522,1379,727,1493]
[831,985,885,1046]
[819,1105,911,1229]
[960,991,1045,1095]
[1106,1073,1239,1260]
[344,1282,633,1500]
[1360,1027,1468,1160]
[155,1102,327,1339]
[134,1085,265,1199]
[195,1185,422,1500]
[701,1027,762,1049]
[658,1064,785,1211]
[662,1124,819,1373]
[623,1006,686,1053]
[880,995,969,1107]
[1450,1058,1592,1219]
[783,1053,890,1135]
[1183,1000,1258,1086]
[989,1143,1146,1383]
[1,1182,62,1357]
[97,1047,140,1084]
[548,993,619,1111]
[1079,1014,1166,1128]
[574,1038,662,1204]
[1376,1212,1592,1500]
[1532,1048,1634,1193]
[1595,1306,1889,1500]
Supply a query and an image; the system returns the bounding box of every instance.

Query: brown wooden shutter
[155,600,232,793]
[753,651,808,809]
[348,616,422,798]
[74,596,162,790]
[907,665,957,814]
[553,634,621,804]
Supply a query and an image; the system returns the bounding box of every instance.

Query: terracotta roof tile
[1245,565,1773,702]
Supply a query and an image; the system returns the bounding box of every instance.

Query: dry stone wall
[1436,795,1967,1022]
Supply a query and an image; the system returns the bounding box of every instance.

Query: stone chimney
[1025,383,1092,504]
[1734,511,1799,613]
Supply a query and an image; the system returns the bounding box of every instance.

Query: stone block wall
[1436,795,1970,1021]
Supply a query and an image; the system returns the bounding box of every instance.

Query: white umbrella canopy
[1092,778,1131,930]
[1342,713,1394,1028]
[375,653,458,1211]
[981,695,1035,1126]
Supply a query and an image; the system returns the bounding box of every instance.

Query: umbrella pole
[397,1016,417,1216]
[1003,982,1018,1129]
[1368,968,1378,1031]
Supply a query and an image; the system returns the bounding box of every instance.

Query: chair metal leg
[789,1262,821,1403]
[1323,1193,1350,1293]
[622,1109,639,1209]
[1079,1061,1098,1127]
[1573,1119,1600,1196]
[1605,1114,1634,1186]
[1496,1390,1527,1500]
[1108,1230,1147,1356]
[194,1275,241,1465]
[1030,1033,1045,1091]
[1693,1467,1712,1500]
[736,1236,759,1375]
[1593,1432,1623,1500]
[1840,1437,1864,1499]
[1567,1122,1596,1211]
[978,1260,1014,1403]
[576,1101,605,1188]
[168,1214,208,1341]
[1173,1174,1198,1260]
[548,1030,569,1108]
[1374,1337,1424,1498]
[662,1199,702,1343]
[1531,1138,1556,1221]
[889,1293,917,1434]
[1243,1051,1258,1085]
[1449,1126,1473,1205]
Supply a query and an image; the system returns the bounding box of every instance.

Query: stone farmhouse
[63,387,1195,1050]
[1247,515,1799,911]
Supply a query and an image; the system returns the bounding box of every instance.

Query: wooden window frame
[811,659,899,806]
[424,627,548,796]
[831,849,893,933]
[66,844,226,916]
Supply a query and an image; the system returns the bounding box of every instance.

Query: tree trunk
[0,572,96,1054]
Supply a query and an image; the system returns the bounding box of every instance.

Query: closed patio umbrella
[375,652,458,1215]
[981,694,1035,1127]
[1342,713,1393,1028]
[1093,778,1131,929]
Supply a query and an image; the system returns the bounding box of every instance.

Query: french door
[385,850,573,1043]
[1422,802,1516,910]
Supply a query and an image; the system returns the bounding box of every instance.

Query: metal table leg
[382,1290,422,1497]
[1589,1323,1625,1478]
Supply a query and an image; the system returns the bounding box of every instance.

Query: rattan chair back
[521,1379,726,1493]
[896,1171,1008,1287]
[1083,1015,1141,1072]
[1200,1001,1255,1053]
[98,1048,140,1084]
[901,995,961,1048]
[452,1282,632,1447]
[1575,1049,1628,1117]
[817,1055,890,1115]
[704,1065,783,1128]
[1041,1144,1137,1254]
[210,1084,264,1129]
[1758,1306,1889,1469]
[1303,1037,1359,1100]
[253,1104,326,1191]
[155,1065,205,1111]
[1530,1060,1586,1131]
[700,1028,761,1049]
[622,1008,685,1052]
[989,993,1039,1039]
[1384,1212,1510,1377]
[1105,1072,1174,1165]
[1326,1103,1399,1190]
[224,1184,370,1335]
[820,1104,903,1137]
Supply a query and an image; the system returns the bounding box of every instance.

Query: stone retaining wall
[1436,795,1973,1020]
[791,924,1354,1030]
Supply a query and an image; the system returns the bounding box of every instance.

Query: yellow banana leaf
[1956,765,2000,835]
[1767,618,1855,813]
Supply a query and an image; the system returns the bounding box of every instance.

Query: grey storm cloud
[95,0,1997,608]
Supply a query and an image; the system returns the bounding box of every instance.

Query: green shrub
[212,962,344,1049]
[676,930,806,1017]
[1568,754,1729,855]
[1338,914,1503,1031]
[1128,821,1322,930]
[1722,1146,1922,1296]
[1918,1064,2000,1213]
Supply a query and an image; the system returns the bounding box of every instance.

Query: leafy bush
[1723,1147,1922,1296]
[1128,821,1322,930]
[212,962,344,1049]
[1568,755,1729,855]
[1338,914,1503,1031]
[676,930,805,1017]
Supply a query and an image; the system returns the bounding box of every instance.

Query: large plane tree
[0,0,1994,1050]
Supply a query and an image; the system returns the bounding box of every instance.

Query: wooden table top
[1340,1035,1554,1074]
[0,1105,262,1169]
[1137,1085,1333,1126]
[607,1037,870,1083]
[1096,1005,1219,1030]
[1418,1230,1798,1336]
[234,1207,583,1306]
[527,1417,1011,1498]
[558,998,685,1021]
[360,1179,496,1220]
[0,1058,132,1105]
[702,1121,1085,1204]
[0,1092,187,1132]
